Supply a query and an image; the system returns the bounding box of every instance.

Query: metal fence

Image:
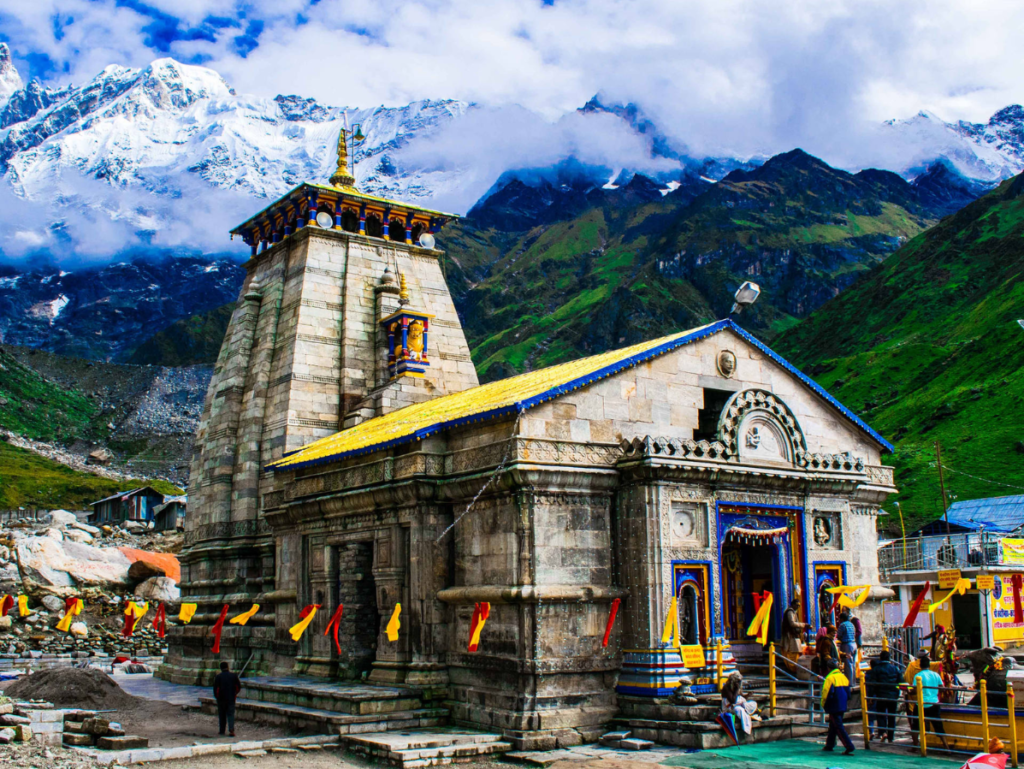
[879,531,1005,577]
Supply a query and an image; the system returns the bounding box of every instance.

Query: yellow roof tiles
[268,321,725,470]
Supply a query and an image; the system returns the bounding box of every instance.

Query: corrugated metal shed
[918,494,1024,535]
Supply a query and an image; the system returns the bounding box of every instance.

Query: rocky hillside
[447,149,976,382]
[0,344,209,490]
[776,172,1024,532]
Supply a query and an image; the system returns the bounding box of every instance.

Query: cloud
[0,170,252,266]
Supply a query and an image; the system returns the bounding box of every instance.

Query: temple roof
[229,182,459,238]
[267,318,893,472]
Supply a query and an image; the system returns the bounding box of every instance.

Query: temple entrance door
[722,541,780,643]
[334,541,378,679]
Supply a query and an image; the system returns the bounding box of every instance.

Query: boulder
[134,577,179,603]
[87,448,112,466]
[0,617,12,630]
[70,622,88,638]
[127,560,165,584]
[40,595,63,612]
[124,521,147,534]
[46,510,78,529]
[72,522,101,535]
[0,727,13,744]
[16,537,131,589]
[16,538,74,587]
[64,529,94,544]
[0,566,18,583]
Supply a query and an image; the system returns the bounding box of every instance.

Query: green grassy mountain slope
[128,302,235,366]
[0,442,181,510]
[0,346,102,442]
[447,150,941,382]
[776,173,1024,532]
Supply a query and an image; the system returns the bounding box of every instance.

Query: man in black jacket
[213,661,241,736]
[865,650,902,743]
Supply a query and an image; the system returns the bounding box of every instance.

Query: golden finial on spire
[330,127,357,190]
[398,271,410,305]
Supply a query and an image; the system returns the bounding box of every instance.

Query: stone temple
[160,136,897,749]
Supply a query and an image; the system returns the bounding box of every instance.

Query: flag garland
[122,601,148,637]
[230,604,260,626]
[323,604,345,655]
[661,596,681,648]
[468,602,490,652]
[179,603,197,624]
[0,595,13,617]
[211,604,229,653]
[386,603,402,642]
[826,584,872,609]
[602,598,621,648]
[17,595,28,617]
[1013,575,1024,624]
[289,604,320,642]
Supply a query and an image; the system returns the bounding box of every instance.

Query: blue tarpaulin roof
[920,494,1024,534]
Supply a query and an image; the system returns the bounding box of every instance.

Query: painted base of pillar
[616,643,738,696]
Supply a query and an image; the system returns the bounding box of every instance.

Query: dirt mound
[6,668,140,709]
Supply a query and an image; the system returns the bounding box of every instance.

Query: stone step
[238,677,425,716]
[199,697,448,733]
[342,729,512,767]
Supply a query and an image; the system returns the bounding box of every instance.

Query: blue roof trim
[269,317,891,474]
[724,320,894,453]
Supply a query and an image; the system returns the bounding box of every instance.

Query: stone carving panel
[810,512,842,549]
[669,501,707,547]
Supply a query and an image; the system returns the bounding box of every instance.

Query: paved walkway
[113,672,208,707]
[658,739,962,768]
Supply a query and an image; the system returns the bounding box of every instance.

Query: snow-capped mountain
[0,53,469,205]
[883,106,1024,182]
[0,44,23,106]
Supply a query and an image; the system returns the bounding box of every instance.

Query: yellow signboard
[977,575,996,591]
[1003,539,1024,566]
[680,644,707,668]
[938,569,962,590]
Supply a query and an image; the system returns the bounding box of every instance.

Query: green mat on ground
[659,739,963,769]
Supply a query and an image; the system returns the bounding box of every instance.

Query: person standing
[213,661,241,737]
[836,612,857,681]
[865,650,901,742]
[913,658,949,749]
[781,599,809,671]
[821,659,855,755]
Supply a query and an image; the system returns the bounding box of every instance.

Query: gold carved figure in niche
[407,320,425,360]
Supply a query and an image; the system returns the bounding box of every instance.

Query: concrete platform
[342,727,512,767]
[239,675,427,715]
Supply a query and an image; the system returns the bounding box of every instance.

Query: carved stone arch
[716,389,809,467]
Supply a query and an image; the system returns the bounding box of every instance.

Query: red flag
[1012,575,1023,624]
[468,602,490,652]
[211,604,229,654]
[0,596,11,617]
[323,604,344,655]
[122,601,135,638]
[153,603,166,638]
[602,598,621,648]
[903,581,931,628]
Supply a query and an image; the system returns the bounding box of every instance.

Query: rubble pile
[0,512,181,664]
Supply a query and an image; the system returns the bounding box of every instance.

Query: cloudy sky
[3,0,1024,161]
[1,0,1023,263]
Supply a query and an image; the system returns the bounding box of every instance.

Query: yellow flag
[838,585,872,609]
[927,578,971,614]
[230,604,260,626]
[126,601,148,632]
[386,603,402,642]
[179,603,197,623]
[661,596,680,646]
[56,598,84,632]
[17,595,28,617]
[746,593,774,646]
[289,606,319,641]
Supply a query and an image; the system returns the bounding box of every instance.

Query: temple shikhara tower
[161,131,897,749]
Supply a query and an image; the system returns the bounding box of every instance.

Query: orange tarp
[118,548,181,583]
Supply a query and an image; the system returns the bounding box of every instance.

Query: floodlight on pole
[730,281,761,316]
